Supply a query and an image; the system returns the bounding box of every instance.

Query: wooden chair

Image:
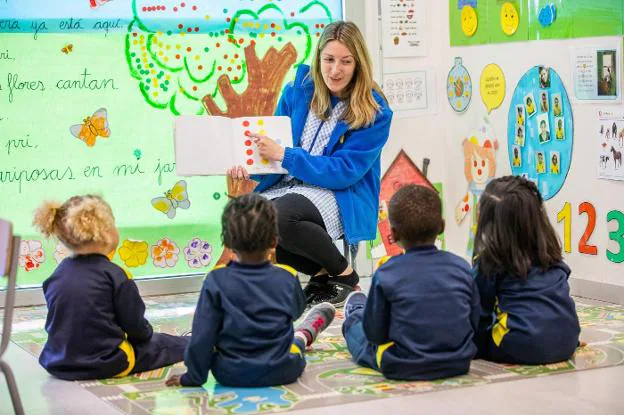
[0,219,25,415]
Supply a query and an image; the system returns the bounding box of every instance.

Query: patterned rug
[8,293,624,415]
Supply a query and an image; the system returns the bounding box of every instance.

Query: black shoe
[310,282,354,307]
[303,276,329,304]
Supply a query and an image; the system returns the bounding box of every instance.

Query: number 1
[557,202,572,254]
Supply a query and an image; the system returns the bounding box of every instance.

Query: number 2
[578,202,598,255]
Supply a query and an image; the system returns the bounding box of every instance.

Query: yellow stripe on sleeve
[375,341,395,368]
[274,263,298,277]
[114,337,136,378]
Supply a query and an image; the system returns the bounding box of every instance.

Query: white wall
[351,0,624,303]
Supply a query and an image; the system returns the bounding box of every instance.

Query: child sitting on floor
[33,195,189,380]
[342,184,480,380]
[472,176,580,364]
[166,193,335,387]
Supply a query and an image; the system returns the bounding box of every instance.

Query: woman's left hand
[249,133,285,162]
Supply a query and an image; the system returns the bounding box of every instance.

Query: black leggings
[272,193,348,276]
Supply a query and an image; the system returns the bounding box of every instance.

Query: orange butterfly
[69,108,110,147]
[61,44,73,54]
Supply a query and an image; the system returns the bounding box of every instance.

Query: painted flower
[151,237,180,268]
[18,240,45,272]
[54,242,72,264]
[184,238,212,268]
[118,239,149,268]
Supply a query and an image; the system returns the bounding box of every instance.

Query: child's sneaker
[343,291,367,320]
[295,302,336,347]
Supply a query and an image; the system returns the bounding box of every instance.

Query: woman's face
[320,40,356,96]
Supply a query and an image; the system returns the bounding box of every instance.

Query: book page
[231,116,293,174]
[174,116,233,176]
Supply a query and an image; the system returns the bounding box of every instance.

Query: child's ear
[439,219,446,235]
[390,226,401,245]
[270,236,279,249]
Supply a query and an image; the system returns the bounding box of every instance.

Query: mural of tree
[125,0,335,115]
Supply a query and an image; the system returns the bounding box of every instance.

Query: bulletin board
[0,0,343,285]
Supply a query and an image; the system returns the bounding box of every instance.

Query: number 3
[607,210,624,264]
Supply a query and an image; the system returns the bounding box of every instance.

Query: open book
[174,115,293,176]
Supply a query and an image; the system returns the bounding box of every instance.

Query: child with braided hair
[33,195,189,380]
[166,193,335,387]
[472,176,581,364]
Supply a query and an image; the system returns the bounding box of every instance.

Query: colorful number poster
[571,41,622,103]
[597,109,624,181]
[507,66,574,200]
[382,0,427,57]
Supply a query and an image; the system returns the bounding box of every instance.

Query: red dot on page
[242,120,250,127]
[247,159,254,165]
[244,130,251,137]
[246,149,253,155]
[245,140,252,146]
[464,204,470,212]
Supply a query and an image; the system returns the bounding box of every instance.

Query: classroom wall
[357,0,624,303]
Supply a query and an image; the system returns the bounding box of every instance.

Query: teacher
[228,21,393,306]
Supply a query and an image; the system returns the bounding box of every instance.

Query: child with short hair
[33,195,189,380]
[342,185,479,380]
[166,193,335,387]
[472,176,580,364]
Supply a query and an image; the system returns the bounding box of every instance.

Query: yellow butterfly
[69,108,110,147]
[61,44,73,54]
[152,180,190,219]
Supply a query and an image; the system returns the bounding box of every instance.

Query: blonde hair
[463,139,497,181]
[32,195,116,250]
[310,21,385,130]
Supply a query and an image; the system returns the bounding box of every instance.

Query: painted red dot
[223,54,228,59]
[216,42,220,47]
[226,17,231,22]
[290,12,295,17]
[473,160,477,167]
[477,169,482,175]
[236,65,241,70]
[192,86,197,91]
[243,121,250,127]
[244,130,251,137]
[464,204,470,212]
[194,27,199,32]
[198,65,203,70]
[227,67,232,71]
[225,29,230,34]
[238,38,244,44]
[178,24,183,29]
[320,23,325,28]
[181,2,186,7]
[162,6,166,11]
[245,140,252,146]
[192,5,197,11]
[481,160,486,167]
[187,46,192,51]
[187,27,192,32]
[173,6,178,12]
[271,32,276,37]
[316,33,320,37]
[142,6,147,11]
[217,66,222,70]
[315,24,319,28]
[247,159,254,166]
[246,149,253,155]
[234,76,239,81]
[175,54,181,59]
[271,23,276,28]
[234,54,239,58]
[133,32,137,37]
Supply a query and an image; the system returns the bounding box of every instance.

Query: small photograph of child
[539,91,549,113]
[555,117,565,140]
[552,93,563,116]
[539,66,551,88]
[597,49,617,97]
[536,151,546,174]
[514,125,525,147]
[537,113,551,144]
[515,105,525,126]
[512,145,522,167]
[550,151,560,175]
[524,93,536,117]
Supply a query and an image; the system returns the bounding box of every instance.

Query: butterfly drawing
[61,44,73,54]
[69,108,110,147]
[152,180,191,219]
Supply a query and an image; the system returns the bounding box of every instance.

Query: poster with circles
[507,66,574,200]
[447,57,473,113]
[235,117,291,174]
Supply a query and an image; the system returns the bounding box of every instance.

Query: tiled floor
[2,287,624,415]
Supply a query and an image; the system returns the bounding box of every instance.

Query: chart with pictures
[507,66,574,200]
[384,71,428,111]
[597,109,624,181]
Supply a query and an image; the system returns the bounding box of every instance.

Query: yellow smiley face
[461,6,478,37]
[500,2,519,35]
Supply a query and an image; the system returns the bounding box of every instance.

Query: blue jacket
[364,246,480,380]
[40,254,152,380]
[253,65,393,243]
[180,261,307,387]
[473,262,580,364]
